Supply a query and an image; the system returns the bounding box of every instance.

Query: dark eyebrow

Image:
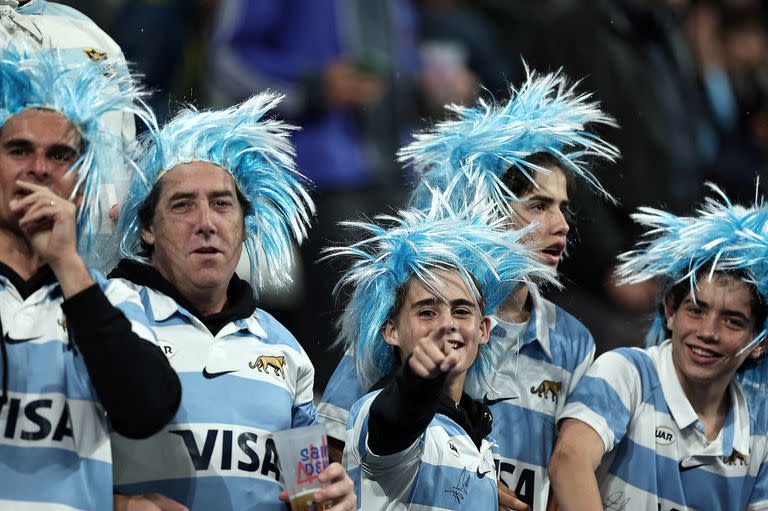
[208,190,236,200]
[525,194,570,207]
[167,191,197,202]
[685,297,752,322]
[3,139,80,155]
[410,297,477,309]
[525,195,554,204]
[2,139,32,150]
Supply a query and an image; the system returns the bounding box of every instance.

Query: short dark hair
[500,151,574,198]
[136,174,251,256]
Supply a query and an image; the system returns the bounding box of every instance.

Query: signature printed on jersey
[444,467,472,504]
[603,491,630,511]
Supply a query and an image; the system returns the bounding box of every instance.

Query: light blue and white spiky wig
[117,92,314,290]
[325,191,558,391]
[0,47,151,267]
[615,184,768,386]
[400,63,619,214]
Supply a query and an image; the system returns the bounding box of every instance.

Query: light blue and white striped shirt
[111,282,318,511]
[0,272,157,511]
[562,340,768,511]
[320,294,595,510]
[345,390,497,511]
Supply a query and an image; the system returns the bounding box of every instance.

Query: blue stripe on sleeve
[569,375,631,446]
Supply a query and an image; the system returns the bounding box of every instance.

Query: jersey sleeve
[99,273,158,344]
[559,348,646,454]
[318,353,365,441]
[292,345,318,428]
[345,393,422,493]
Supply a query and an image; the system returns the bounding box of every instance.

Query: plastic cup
[272,424,330,511]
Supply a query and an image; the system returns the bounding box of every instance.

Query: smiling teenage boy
[327,201,555,510]
[549,186,768,510]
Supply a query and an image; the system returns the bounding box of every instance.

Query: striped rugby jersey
[320,294,595,511]
[111,282,317,511]
[0,272,157,511]
[562,340,768,511]
[345,391,498,511]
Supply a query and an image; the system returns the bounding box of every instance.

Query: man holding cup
[109,93,355,511]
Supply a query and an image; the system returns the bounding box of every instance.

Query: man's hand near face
[9,180,92,297]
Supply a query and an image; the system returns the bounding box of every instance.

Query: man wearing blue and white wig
[109,92,356,511]
[328,195,556,510]
[319,65,618,511]
[550,185,768,510]
[0,49,181,510]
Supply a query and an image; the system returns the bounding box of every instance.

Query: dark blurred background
[74,0,768,389]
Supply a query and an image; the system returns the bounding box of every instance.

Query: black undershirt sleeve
[61,284,181,439]
[367,357,446,456]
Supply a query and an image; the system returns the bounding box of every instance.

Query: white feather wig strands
[0,47,152,268]
[615,184,768,386]
[400,63,620,214]
[324,194,558,392]
[117,92,315,291]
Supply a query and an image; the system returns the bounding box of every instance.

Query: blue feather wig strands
[400,63,619,214]
[615,183,768,387]
[324,191,558,391]
[117,92,315,291]
[0,47,152,268]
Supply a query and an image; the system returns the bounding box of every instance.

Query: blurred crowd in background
[71,0,768,388]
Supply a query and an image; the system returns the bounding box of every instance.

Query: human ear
[749,342,766,360]
[382,319,399,348]
[478,316,491,346]
[663,296,676,331]
[140,224,155,246]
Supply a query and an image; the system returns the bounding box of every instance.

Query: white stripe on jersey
[0,499,84,511]
[0,390,110,463]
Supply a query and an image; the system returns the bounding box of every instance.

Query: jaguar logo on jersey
[249,355,286,379]
[83,48,107,62]
[83,47,116,77]
[724,450,747,466]
[655,426,675,446]
[530,379,562,402]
